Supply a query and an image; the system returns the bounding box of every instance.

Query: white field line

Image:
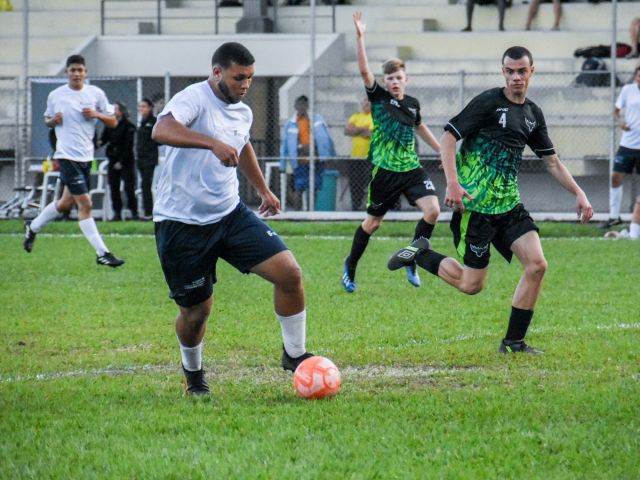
[0,233,621,242]
[1,322,637,386]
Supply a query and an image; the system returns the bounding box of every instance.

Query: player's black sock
[504,307,534,341]
[347,226,371,276]
[413,219,434,241]
[416,249,446,276]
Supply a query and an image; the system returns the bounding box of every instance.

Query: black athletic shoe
[387,237,431,271]
[499,339,544,355]
[282,347,314,372]
[182,365,211,396]
[23,222,37,253]
[601,217,624,229]
[96,252,125,268]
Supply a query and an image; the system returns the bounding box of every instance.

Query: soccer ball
[293,356,341,399]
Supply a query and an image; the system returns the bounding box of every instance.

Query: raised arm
[542,153,593,223]
[152,113,239,167]
[353,12,375,89]
[238,142,280,217]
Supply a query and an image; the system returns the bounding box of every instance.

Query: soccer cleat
[499,339,544,355]
[282,347,314,372]
[387,237,431,271]
[23,222,37,253]
[341,257,356,293]
[182,365,211,396]
[601,217,624,229]
[405,264,421,287]
[96,252,125,268]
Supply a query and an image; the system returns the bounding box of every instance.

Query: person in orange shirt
[344,98,373,210]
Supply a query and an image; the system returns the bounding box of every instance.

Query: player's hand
[50,112,63,126]
[619,122,630,131]
[353,11,366,37]
[257,189,280,218]
[211,140,239,167]
[576,192,593,224]
[82,107,98,119]
[444,182,473,213]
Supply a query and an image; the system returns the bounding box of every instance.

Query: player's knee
[279,259,303,291]
[460,280,484,295]
[526,257,548,279]
[424,205,440,223]
[363,218,381,234]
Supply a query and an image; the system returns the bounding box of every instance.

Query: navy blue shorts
[155,203,289,307]
[58,159,91,195]
[450,204,539,269]
[366,166,436,217]
[613,146,640,174]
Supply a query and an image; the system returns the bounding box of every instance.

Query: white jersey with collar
[153,80,252,225]
[616,82,640,149]
[44,84,114,162]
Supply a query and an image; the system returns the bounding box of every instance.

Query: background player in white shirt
[152,42,312,395]
[606,65,640,229]
[24,54,124,267]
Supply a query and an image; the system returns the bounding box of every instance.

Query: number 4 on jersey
[498,112,507,128]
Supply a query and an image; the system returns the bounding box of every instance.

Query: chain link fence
[1,70,636,219]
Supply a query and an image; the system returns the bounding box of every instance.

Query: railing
[100,0,339,36]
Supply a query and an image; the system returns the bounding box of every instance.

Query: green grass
[1,220,638,479]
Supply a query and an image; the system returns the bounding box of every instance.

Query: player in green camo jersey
[388,46,593,354]
[341,11,441,294]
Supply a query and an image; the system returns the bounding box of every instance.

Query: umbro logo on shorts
[266,230,277,237]
[470,244,489,257]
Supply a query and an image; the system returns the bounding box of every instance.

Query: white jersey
[44,84,114,162]
[615,82,640,149]
[153,80,252,225]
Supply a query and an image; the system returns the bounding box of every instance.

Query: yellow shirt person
[344,99,373,210]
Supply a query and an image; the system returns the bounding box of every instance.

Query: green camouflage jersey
[366,82,422,172]
[445,87,555,214]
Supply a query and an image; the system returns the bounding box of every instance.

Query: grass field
[0,219,638,479]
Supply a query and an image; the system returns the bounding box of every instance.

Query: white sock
[610,186,623,219]
[78,218,109,256]
[179,339,203,372]
[30,202,60,232]
[277,309,306,358]
[630,222,640,240]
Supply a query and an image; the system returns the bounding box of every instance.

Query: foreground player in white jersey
[24,54,124,267]
[152,42,312,395]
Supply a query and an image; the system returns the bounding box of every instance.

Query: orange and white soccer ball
[293,356,341,399]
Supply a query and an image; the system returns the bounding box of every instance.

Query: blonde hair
[382,58,405,75]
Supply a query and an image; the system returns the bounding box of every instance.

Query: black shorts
[450,204,539,269]
[366,166,436,216]
[613,146,640,174]
[155,202,289,307]
[58,159,91,195]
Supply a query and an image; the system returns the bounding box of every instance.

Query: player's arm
[353,12,375,89]
[239,142,280,217]
[613,107,629,131]
[441,131,472,212]
[152,112,239,166]
[81,108,117,128]
[542,153,593,223]
[45,113,63,128]
[416,123,440,154]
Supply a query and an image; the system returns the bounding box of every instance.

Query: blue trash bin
[315,169,339,211]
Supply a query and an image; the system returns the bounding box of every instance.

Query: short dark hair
[66,54,86,67]
[502,46,533,66]
[211,42,255,69]
[140,97,154,108]
[295,95,308,104]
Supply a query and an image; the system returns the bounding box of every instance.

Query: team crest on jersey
[469,243,489,257]
[525,118,537,132]
[408,107,417,115]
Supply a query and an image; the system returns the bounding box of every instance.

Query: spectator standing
[280,95,336,210]
[606,65,640,228]
[136,98,159,220]
[24,54,124,267]
[462,0,507,32]
[344,98,373,210]
[626,17,640,59]
[101,101,138,221]
[525,0,561,31]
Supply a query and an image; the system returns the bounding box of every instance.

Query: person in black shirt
[136,98,159,220]
[389,46,593,354]
[101,101,138,221]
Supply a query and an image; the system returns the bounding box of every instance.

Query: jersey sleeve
[414,101,422,126]
[159,87,200,126]
[366,82,388,104]
[527,106,555,157]
[96,88,115,116]
[444,92,492,140]
[44,91,55,119]
[615,85,627,110]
